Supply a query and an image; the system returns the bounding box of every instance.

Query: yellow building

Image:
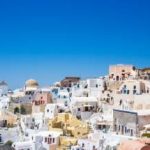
[0,110,17,127]
[49,113,89,138]
[57,136,77,150]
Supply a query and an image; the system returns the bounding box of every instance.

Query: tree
[14,107,20,114]
[20,105,26,114]
[5,140,13,146]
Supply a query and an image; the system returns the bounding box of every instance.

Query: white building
[71,78,105,99]
[0,96,10,109]
[11,89,33,104]
[76,131,136,150]
[87,78,105,99]
[119,80,147,95]
[71,80,89,97]
[12,131,62,150]
[0,81,8,96]
[70,97,98,120]
[0,127,20,144]
[12,141,33,150]
[31,131,61,150]
[21,112,44,134]
[56,88,70,107]
[44,104,58,119]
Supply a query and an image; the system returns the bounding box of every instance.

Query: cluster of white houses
[1,64,150,150]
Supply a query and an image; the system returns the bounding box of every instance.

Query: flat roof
[113,109,150,116]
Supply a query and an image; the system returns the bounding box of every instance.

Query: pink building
[109,64,136,81]
[118,139,150,150]
[32,91,52,113]
[33,92,52,105]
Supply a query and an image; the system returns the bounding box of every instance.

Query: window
[47,109,49,112]
[130,129,133,136]
[48,138,52,144]
[127,90,130,94]
[85,106,89,112]
[106,98,109,103]
[133,85,136,89]
[116,76,119,81]
[65,101,68,106]
[133,90,136,94]
[125,127,127,133]
[121,125,124,134]
[114,124,117,131]
[118,125,120,131]
[119,100,122,105]
[85,85,88,88]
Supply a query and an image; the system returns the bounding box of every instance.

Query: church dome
[0,81,8,86]
[25,79,39,87]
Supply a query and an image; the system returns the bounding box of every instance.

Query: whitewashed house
[44,104,58,119]
[30,131,62,150]
[12,141,33,150]
[70,97,98,120]
[56,88,70,107]
[0,96,10,109]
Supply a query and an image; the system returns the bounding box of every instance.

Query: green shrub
[20,105,26,114]
[14,107,20,114]
[5,140,13,146]
[142,133,150,138]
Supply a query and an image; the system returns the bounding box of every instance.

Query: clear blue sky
[0,0,150,88]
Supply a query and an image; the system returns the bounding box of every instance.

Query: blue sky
[0,0,150,88]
